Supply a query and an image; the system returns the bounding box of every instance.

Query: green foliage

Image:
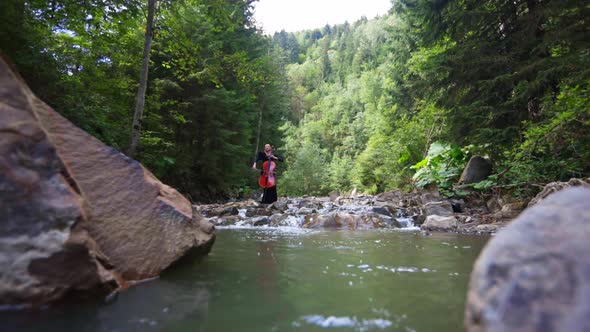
[274,0,588,198]
[411,142,469,195]
[1,0,289,201]
[280,142,327,196]
[501,82,590,185]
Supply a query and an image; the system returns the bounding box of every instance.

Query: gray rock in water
[372,206,393,217]
[252,217,270,226]
[465,187,590,332]
[459,156,492,184]
[421,215,458,231]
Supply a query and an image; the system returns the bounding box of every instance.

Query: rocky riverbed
[195,190,505,234]
[196,177,590,235]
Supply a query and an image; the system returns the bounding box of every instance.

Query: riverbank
[196,178,590,235]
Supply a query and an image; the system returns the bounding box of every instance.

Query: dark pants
[262,186,278,204]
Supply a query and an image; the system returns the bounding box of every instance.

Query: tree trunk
[253,96,264,162]
[128,0,156,157]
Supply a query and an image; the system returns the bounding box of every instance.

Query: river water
[3,228,489,332]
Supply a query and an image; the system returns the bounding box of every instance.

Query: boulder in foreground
[0,57,215,307]
[465,187,590,332]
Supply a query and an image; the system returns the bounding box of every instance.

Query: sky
[253,0,392,35]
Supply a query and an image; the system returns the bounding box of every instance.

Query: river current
[3,227,489,332]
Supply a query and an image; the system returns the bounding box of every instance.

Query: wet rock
[268,200,288,212]
[269,214,289,227]
[303,213,355,229]
[215,216,240,226]
[252,217,270,226]
[412,214,426,226]
[379,216,398,227]
[423,201,454,217]
[421,215,458,232]
[204,206,239,217]
[528,177,590,207]
[360,199,373,205]
[304,214,336,229]
[298,207,318,214]
[371,206,394,217]
[465,187,590,332]
[245,207,273,217]
[0,57,214,306]
[356,213,388,229]
[295,199,323,210]
[459,156,492,184]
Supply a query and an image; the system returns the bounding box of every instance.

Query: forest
[2,0,588,201]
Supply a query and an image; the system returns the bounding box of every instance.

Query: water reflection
[3,275,211,332]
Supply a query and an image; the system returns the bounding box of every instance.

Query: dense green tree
[3,0,586,200]
[1,0,289,201]
[274,0,588,196]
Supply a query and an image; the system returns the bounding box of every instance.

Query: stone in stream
[268,214,289,227]
[421,215,458,232]
[245,207,273,217]
[302,212,399,229]
[0,57,215,306]
[203,205,239,217]
[465,187,590,332]
[423,201,454,217]
[371,206,394,217]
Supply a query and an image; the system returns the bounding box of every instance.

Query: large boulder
[465,187,590,332]
[459,156,492,184]
[528,177,590,207]
[0,57,215,306]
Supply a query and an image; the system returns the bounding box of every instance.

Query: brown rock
[0,57,214,306]
[303,213,356,229]
[34,87,215,281]
[465,187,590,332]
[245,207,273,217]
[491,202,526,220]
[0,57,117,305]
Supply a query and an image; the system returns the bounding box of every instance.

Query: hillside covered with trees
[1,0,588,201]
[274,0,589,198]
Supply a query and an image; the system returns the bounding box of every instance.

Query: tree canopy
[2,0,587,200]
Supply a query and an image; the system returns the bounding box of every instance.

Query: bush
[411,142,470,196]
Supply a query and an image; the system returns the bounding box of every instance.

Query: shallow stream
[3,228,489,332]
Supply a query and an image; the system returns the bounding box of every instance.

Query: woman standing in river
[252,144,283,204]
